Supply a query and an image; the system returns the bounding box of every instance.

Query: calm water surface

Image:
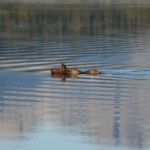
[0,3,150,150]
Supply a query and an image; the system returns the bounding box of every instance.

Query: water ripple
[0,25,150,149]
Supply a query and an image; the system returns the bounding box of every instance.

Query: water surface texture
[0,2,150,150]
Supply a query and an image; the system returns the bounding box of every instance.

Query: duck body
[83,69,101,75]
[67,68,81,75]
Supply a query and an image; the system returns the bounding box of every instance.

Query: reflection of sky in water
[0,127,100,150]
[0,125,147,150]
[0,69,150,150]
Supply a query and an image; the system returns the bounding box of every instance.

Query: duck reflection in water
[51,63,101,82]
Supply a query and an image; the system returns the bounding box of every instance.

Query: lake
[0,2,150,150]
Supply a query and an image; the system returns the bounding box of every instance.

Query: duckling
[84,69,101,75]
[67,68,81,75]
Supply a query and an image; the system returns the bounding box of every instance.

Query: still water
[0,2,150,150]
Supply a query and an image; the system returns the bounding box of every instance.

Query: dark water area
[0,2,150,150]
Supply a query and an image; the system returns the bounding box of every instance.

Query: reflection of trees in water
[0,4,150,35]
